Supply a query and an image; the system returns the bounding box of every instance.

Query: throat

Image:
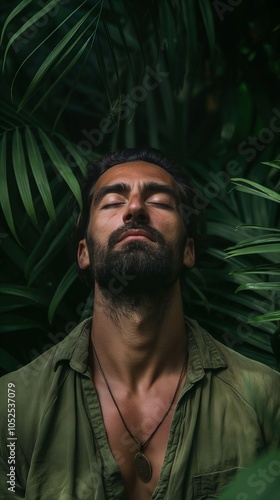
[97,283,174,325]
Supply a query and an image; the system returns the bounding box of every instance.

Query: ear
[77,238,90,270]
[183,238,195,268]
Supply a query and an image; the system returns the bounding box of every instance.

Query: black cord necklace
[92,343,186,483]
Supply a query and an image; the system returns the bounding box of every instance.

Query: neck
[90,281,187,390]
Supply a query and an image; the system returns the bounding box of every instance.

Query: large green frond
[27,222,73,285]
[48,264,78,323]
[0,0,33,45]
[231,178,280,203]
[25,127,56,223]
[14,2,104,111]
[0,284,50,306]
[12,128,40,230]
[38,129,81,207]
[0,133,19,243]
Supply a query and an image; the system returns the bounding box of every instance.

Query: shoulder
[0,318,91,421]
[192,320,280,445]
[213,334,280,390]
[188,317,280,409]
[216,337,280,427]
[0,318,92,464]
[190,318,279,381]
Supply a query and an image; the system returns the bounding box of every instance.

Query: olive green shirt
[0,318,280,499]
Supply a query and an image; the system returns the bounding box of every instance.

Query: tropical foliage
[219,448,280,500]
[0,0,280,374]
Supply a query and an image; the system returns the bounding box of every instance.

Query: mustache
[108,222,166,249]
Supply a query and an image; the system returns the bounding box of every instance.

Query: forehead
[93,161,178,192]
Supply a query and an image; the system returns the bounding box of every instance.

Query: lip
[118,229,155,242]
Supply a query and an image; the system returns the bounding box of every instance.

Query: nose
[122,194,150,224]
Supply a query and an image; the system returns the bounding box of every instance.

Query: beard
[86,222,186,297]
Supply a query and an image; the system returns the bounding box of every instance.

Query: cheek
[88,214,120,245]
[89,225,107,245]
[164,217,186,243]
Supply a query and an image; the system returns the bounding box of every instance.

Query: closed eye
[101,202,125,209]
[148,201,173,209]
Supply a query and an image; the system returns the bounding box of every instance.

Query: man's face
[77,162,195,292]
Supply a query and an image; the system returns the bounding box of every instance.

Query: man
[0,147,279,500]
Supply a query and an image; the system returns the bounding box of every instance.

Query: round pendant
[134,452,152,483]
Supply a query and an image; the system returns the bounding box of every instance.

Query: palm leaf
[15,2,104,111]
[28,222,73,285]
[218,450,280,500]
[226,244,280,258]
[0,284,50,306]
[230,264,280,276]
[226,236,280,250]
[0,315,47,333]
[0,133,19,243]
[0,0,33,45]
[0,295,35,313]
[24,193,70,277]
[262,160,280,170]
[248,311,280,323]
[2,0,71,67]
[12,128,40,230]
[48,263,78,323]
[234,225,280,232]
[57,135,87,175]
[236,282,280,292]
[231,178,280,203]
[38,129,82,207]
[25,127,56,222]
[32,35,94,115]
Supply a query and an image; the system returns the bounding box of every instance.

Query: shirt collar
[53,317,92,374]
[53,316,227,376]
[185,317,227,384]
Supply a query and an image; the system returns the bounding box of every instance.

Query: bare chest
[98,394,176,500]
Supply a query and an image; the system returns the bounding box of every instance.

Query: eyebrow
[93,181,180,206]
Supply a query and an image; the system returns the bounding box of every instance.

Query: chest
[97,392,177,500]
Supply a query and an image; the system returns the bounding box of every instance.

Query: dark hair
[76,147,204,253]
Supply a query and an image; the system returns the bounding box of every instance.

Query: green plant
[223,161,280,366]
[218,449,280,500]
